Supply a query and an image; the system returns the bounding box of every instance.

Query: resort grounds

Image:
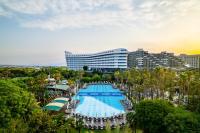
[1,67,200,133]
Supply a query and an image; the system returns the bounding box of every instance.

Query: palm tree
[127,68,139,99]
[164,69,177,101]
[153,67,166,99]
[185,71,193,104]
[121,70,131,91]
[178,71,194,105]
[190,76,200,112]
[53,72,61,81]
[34,73,47,103]
[114,71,120,83]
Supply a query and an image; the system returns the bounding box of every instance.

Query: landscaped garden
[1,67,200,132]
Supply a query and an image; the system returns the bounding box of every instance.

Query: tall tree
[135,100,173,133]
[114,71,120,83]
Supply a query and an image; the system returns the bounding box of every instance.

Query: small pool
[73,84,125,118]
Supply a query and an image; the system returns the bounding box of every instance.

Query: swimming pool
[73,84,125,118]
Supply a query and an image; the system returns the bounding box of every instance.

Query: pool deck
[65,82,133,129]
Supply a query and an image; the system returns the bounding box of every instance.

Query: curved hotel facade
[65,48,128,70]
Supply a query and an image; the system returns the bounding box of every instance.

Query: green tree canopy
[0,80,39,128]
[135,100,173,133]
[164,108,200,133]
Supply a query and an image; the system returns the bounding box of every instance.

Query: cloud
[0,0,47,14]
[0,0,200,30]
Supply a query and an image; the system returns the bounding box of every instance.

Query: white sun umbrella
[91,117,94,126]
[123,113,126,122]
[54,97,69,101]
[113,116,116,125]
[66,103,69,109]
[101,117,103,125]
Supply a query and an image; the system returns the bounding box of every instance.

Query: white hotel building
[65,48,128,70]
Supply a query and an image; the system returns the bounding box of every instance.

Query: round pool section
[73,84,125,118]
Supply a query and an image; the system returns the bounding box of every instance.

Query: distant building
[179,54,200,68]
[65,48,128,71]
[128,49,183,69]
[128,49,158,69]
[153,52,183,68]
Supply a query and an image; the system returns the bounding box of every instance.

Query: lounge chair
[98,125,101,130]
[98,118,101,122]
[111,124,116,129]
[100,125,104,129]
[94,125,98,130]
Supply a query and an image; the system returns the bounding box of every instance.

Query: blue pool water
[73,84,125,117]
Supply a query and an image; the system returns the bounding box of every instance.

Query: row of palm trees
[114,67,200,110]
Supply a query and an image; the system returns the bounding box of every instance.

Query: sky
[0,0,200,66]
